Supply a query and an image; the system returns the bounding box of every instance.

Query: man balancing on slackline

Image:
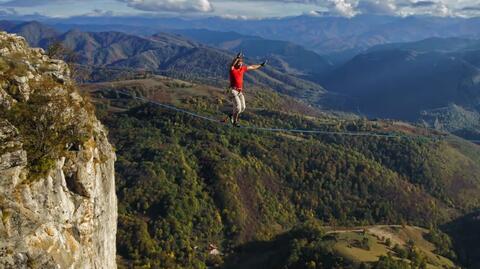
[223,52,267,127]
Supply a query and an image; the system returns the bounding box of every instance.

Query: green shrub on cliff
[2,76,92,180]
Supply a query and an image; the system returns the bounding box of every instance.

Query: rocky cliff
[0,32,117,268]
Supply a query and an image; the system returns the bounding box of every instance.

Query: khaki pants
[231,89,246,114]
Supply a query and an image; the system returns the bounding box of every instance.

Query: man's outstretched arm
[247,60,267,70]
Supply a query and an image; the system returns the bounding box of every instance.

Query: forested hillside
[82,75,480,268]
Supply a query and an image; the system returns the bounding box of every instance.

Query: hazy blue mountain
[323,48,480,120]
[321,37,480,141]
[0,20,58,47]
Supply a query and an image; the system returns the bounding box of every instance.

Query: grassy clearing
[329,226,456,269]
[334,232,385,262]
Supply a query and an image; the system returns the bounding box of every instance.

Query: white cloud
[302,0,477,17]
[396,0,456,17]
[328,0,357,17]
[117,0,213,12]
[435,2,452,16]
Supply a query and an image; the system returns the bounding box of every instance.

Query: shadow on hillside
[220,235,291,269]
[443,211,480,269]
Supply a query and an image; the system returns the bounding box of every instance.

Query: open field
[329,225,456,268]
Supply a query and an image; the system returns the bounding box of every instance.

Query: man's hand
[236,52,244,59]
[260,59,268,67]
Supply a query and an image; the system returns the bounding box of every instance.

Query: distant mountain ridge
[367,37,480,53]
[40,15,480,56]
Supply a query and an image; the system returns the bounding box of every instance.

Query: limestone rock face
[0,32,117,268]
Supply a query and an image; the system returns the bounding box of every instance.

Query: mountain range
[0,20,327,104]
[3,19,480,141]
[34,15,480,57]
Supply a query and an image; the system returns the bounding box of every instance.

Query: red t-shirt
[230,65,248,91]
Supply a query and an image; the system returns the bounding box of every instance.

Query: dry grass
[330,225,456,268]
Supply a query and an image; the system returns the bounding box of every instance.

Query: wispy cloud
[82,8,115,17]
[0,7,17,15]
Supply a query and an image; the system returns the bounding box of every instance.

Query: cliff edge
[0,32,117,268]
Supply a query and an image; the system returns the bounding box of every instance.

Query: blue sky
[0,0,479,19]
